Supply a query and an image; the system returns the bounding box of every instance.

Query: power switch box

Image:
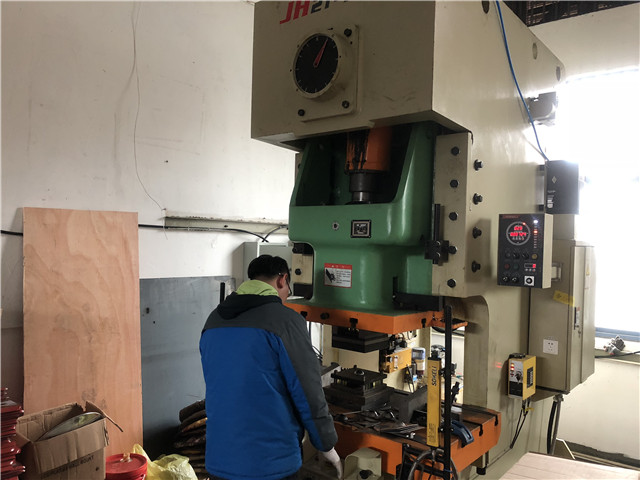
[508,354,536,400]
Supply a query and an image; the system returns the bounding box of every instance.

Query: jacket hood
[216,292,281,320]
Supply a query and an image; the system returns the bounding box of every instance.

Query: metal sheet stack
[1,388,25,480]
[174,400,207,479]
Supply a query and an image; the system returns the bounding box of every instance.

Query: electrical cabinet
[529,240,595,393]
[243,242,292,282]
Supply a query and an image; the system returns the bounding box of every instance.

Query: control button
[513,264,519,271]
[501,275,510,283]
[531,253,538,260]
[504,264,511,270]
[504,251,512,259]
[513,253,520,259]
[525,277,534,285]
[511,276,519,284]
[522,252,529,259]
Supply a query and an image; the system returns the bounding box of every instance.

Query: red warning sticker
[324,263,352,288]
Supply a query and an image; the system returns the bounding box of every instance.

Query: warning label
[324,263,352,288]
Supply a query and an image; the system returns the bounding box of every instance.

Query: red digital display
[506,221,531,245]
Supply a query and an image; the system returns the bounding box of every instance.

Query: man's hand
[320,447,343,479]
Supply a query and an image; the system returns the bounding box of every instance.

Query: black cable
[137,223,269,242]
[510,399,530,449]
[549,395,563,455]
[407,449,434,480]
[1,230,23,237]
[262,225,288,242]
[546,398,558,454]
[595,350,640,358]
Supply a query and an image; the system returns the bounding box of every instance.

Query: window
[547,68,640,337]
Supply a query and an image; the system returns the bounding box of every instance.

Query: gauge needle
[313,38,328,68]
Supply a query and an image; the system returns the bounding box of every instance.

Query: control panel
[497,213,552,288]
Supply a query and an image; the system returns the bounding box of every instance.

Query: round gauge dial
[506,221,531,246]
[293,34,339,96]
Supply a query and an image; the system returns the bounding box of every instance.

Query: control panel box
[508,354,536,400]
[497,213,553,288]
[529,240,595,393]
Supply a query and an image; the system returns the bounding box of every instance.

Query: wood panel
[23,207,141,456]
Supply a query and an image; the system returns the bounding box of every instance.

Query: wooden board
[23,207,142,456]
[501,452,640,479]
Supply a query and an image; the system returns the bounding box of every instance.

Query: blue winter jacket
[199,281,337,480]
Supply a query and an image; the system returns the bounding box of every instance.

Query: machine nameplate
[351,220,371,238]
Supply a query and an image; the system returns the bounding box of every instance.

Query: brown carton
[16,402,112,480]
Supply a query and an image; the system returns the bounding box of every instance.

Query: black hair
[247,254,290,280]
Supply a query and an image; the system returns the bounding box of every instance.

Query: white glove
[320,447,343,479]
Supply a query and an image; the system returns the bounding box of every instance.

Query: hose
[546,394,563,454]
[406,449,459,480]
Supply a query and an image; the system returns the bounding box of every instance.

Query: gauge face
[506,221,531,245]
[293,34,339,96]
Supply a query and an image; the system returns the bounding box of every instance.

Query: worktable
[331,403,501,476]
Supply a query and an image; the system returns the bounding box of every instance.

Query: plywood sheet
[501,452,640,479]
[23,207,141,456]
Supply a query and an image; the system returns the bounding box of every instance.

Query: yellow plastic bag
[132,444,198,480]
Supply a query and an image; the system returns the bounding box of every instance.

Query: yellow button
[532,253,538,260]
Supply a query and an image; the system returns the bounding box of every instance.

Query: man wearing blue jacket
[200,254,341,480]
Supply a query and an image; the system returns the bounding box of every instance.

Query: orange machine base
[285,303,467,335]
[333,405,501,476]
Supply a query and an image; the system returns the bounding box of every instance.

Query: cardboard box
[16,402,110,480]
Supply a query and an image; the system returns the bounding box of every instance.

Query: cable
[262,225,288,242]
[1,230,23,237]
[509,398,531,449]
[495,0,550,163]
[547,394,563,455]
[546,398,558,454]
[137,223,269,241]
[130,4,164,214]
[407,449,434,480]
[595,350,640,359]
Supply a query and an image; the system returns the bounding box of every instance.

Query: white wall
[531,4,640,78]
[532,5,640,460]
[1,1,294,403]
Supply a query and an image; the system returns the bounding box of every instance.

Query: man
[200,254,342,480]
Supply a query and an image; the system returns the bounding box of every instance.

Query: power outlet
[543,338,558,355]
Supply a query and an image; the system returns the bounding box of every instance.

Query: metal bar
[444,304,453,480]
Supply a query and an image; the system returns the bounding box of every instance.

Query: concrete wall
[1,1,294,404]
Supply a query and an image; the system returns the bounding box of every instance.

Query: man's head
[247,254,291,302]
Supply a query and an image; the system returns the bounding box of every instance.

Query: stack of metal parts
[1,388,25,479]
[323,366,393,411]
[173,400,207,479]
